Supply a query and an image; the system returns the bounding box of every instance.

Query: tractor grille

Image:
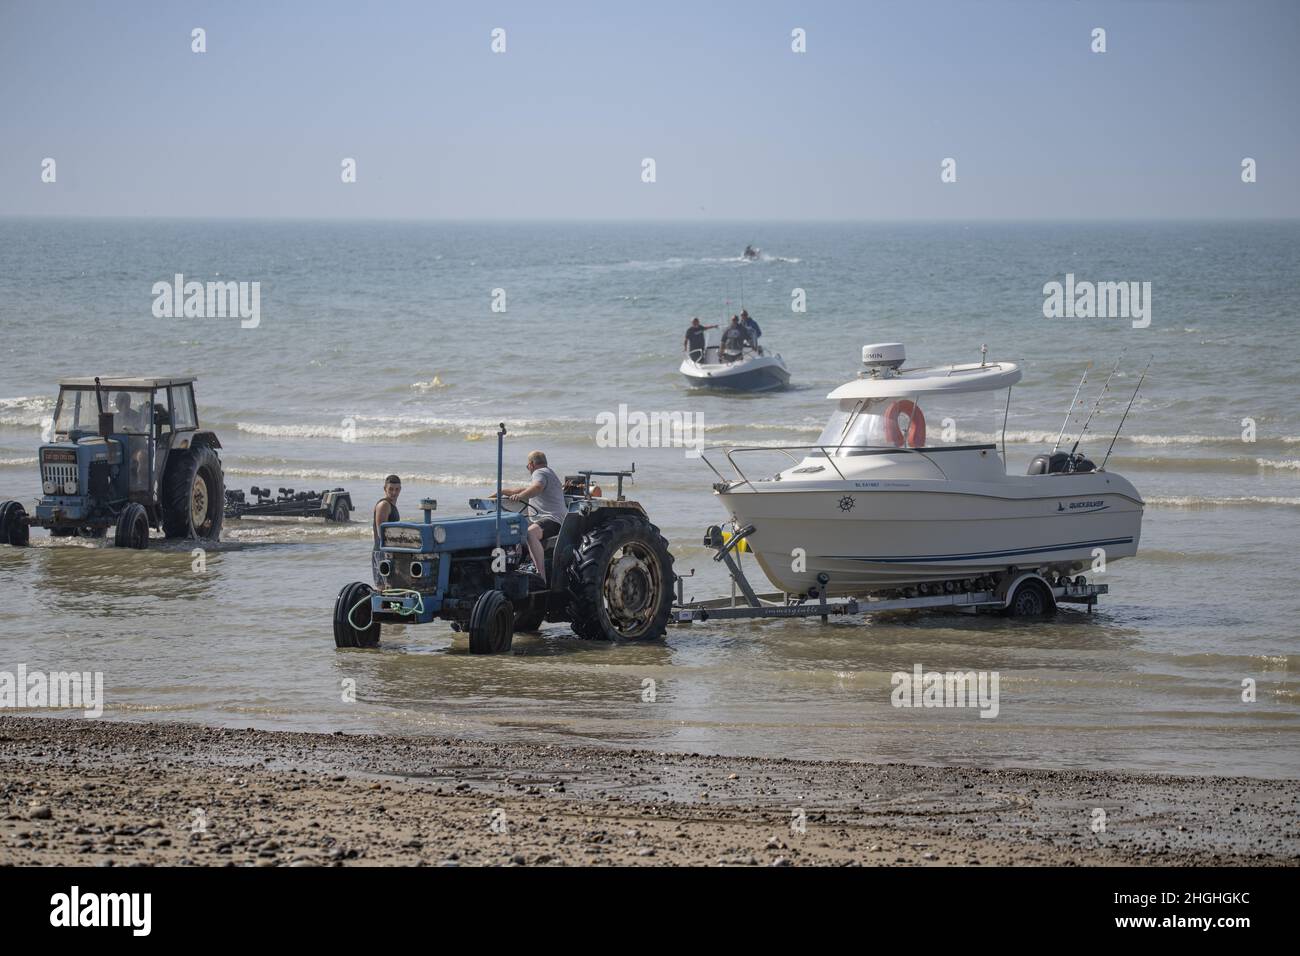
[383,554,439,591]
[41,460,77,491]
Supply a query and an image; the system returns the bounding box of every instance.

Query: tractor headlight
[410,561,424,578]
[432,525,446,544]
[63,478,77,495]
[43,480,58,496]
[378,559,392,578]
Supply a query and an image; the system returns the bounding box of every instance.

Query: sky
[0,0,1296,220]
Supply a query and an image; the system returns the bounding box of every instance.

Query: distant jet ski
[742,245,760,260]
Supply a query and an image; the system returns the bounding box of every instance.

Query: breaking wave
[225,465,496,487]
[1146,495,1300,509]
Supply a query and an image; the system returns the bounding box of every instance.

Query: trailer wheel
[334,581,380,648]
[469,590,514,654]
[1006,577,1056,618]
[163,445,224,541]
[0,501,30,547]
[566,515,675,642]
[113,503,150,549]
[328,499,351,523]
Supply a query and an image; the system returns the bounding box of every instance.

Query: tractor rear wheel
[113,503,150,549]
[566,515,674,643]
[334,581,380,648]
[469,590,514,654]
[328,499,351,523]
[0,501,30,547]
[163,445,225,541]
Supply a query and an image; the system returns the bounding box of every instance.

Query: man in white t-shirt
[497,450,568,574]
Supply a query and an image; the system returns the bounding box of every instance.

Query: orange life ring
[883,400,926,448]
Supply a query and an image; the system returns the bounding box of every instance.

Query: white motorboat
[701,343,1145,597]
[681,340,791,392]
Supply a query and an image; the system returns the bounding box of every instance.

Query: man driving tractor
[495,450,567,573]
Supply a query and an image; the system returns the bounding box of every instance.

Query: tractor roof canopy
[58,377,196,389]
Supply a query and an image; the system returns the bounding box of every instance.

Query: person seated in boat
[740,310,763,354]
[720,315,748,362]
[682,317,717,362]
[495,450,568,575]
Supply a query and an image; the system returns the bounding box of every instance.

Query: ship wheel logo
[838,495,856,512]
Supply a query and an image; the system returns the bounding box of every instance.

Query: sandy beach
[1,717,1294,867]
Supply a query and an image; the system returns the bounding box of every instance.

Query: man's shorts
[533,518,561,540]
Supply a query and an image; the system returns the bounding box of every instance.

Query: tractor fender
[189,430,223,450]
[548,504,650,593]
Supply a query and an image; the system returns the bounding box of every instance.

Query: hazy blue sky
[1,0,1296,220]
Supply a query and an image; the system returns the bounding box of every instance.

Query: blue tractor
[0,376,225,549]
[333,425,676,654]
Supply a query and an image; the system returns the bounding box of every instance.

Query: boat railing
[700,443,955,488]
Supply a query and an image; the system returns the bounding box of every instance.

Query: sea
[1,218,1296,778]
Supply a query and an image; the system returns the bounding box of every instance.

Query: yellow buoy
[721,529,750,553]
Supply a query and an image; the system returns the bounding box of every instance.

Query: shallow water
[1,219,1297,777]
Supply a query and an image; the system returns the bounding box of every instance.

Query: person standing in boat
[682,317,717,362]
[740,310,763,354]
[720,315,748,363]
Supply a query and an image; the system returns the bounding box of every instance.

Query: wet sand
[1,717,1295,866]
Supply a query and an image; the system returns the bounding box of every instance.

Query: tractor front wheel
[469,590,514,654]
[163,445,225,541]
[566,515,674,643]
[334,581,380,648]
[0,501,30,547]
[113,503,150,549]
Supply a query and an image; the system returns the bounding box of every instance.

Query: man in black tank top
[373,475,402,549]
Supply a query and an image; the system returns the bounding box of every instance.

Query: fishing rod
[1069,352,1124,458]
[1100,357,1152,471]
[1052,362,1092,454]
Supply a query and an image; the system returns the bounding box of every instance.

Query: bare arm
[508,478,545,502]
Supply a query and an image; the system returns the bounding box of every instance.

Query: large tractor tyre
[1005,577,1057,618]
[469,589,514,654]
[162,445,225,541]
[566,515,675,643]
[113,503,150,550]
[334,581,380,649]
[0,501,30,547]
[327,499,351,523]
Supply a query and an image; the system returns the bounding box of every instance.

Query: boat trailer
[224,486,353,522]
[671,524,1108,623]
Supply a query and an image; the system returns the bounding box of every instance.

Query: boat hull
[717,477,1144,596]
[680,353,790,392]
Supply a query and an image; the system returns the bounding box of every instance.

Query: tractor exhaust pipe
[93,376,113,437]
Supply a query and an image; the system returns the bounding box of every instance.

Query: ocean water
[1,218,1297,778]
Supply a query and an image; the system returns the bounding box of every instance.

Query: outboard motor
[1028,452,1096,475]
